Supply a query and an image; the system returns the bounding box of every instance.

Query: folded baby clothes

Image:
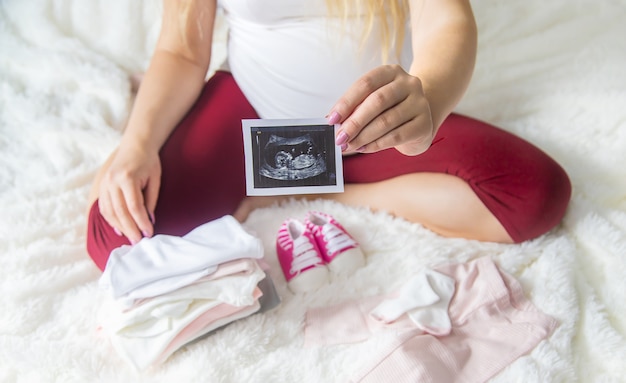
[98,215,276,371]
[153,291,263,366]
[106,288,264,371]
[100,261,266,337]
[112,258,263,313]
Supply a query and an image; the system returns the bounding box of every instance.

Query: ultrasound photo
[242,119,344,196]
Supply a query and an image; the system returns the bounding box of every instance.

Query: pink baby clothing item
[304,268,455,347]
[276,212,366,293]
[306,257,559,383]
[153,289,263,367]
[276,218,329,293]
[304,211,365,274]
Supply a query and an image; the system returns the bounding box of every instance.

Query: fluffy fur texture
[1,0,625,382]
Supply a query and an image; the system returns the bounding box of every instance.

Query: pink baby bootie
[276,218,329,293]
[304,211,365,274]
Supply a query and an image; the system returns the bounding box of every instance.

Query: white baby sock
[370,269,455,336]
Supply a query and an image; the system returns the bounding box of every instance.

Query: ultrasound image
[246,122,338,192]
[259,133,327,181]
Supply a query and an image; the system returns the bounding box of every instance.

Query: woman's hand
[328,64,435,156]
[97,143,161,244]
[89,0,217,246]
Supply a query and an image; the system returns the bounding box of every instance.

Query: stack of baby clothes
[97,215,279,371]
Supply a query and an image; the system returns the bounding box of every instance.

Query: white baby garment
[100,215,264,301]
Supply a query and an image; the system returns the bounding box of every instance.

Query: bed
[1,0,625,382]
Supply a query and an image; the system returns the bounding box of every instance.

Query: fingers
[99,177,156,245]
[342,84,412,149]
[353,94,434,156]
[96,147,163,245]
[121,182,154,240]
[328,65,434,156]
[143,175,161,228]
[329,65,398,127]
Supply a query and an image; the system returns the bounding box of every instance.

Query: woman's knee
[529,159,572,238]
[486,158,572,243]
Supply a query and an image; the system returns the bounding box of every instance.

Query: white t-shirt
[218,0,412,118]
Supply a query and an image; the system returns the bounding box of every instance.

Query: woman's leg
[331,173,514,243]
[340,113,572,242]
[86,71,259,270]
[237,114,571,243]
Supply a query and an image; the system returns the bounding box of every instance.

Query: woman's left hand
[328,64,435,156]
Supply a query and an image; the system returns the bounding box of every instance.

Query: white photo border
[242,118,344,196]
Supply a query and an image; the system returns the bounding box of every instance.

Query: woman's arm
[408,0,477,132]
[328,0,477,156]
[96,0,217,244]
[122,0,217,152]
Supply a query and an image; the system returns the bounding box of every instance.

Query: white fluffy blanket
[1,1,625,382]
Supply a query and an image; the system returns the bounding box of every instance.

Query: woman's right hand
[97,143,161,244]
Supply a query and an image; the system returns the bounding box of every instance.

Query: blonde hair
[325,0,409,63]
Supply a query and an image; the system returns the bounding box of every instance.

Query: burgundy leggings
[86,71,571,271]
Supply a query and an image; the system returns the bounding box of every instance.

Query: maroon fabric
[342,113,571,243]
[86,71,571,270]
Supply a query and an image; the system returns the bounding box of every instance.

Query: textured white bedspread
[1,1,625,382]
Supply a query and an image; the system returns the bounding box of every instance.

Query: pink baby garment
[305,256,558,383]
[304,268,455,347]
[153,289,263,366]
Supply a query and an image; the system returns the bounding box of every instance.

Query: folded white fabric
[99,215,264,301]
[100,262,266,336]
[97,216,270,370]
